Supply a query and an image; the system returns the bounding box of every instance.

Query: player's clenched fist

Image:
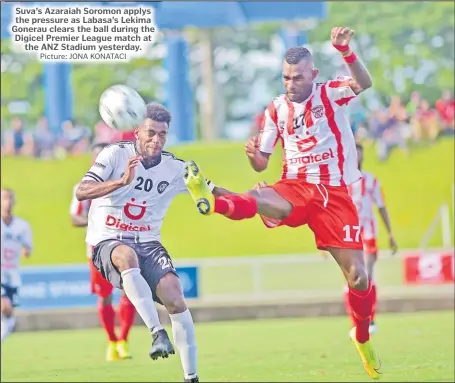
[121,155,142,185]
[331,27,355,47]
[245,136,259,159]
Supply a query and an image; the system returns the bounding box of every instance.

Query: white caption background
[10,5,158,63]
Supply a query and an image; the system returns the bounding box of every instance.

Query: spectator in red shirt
[435,90,454,134]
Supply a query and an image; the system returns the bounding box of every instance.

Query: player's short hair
[92,142,109,152]
[284,47,313,65]
[145,103,171,125]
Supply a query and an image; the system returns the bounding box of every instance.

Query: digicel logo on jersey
[287,148,335,165]
[105,216,152,232]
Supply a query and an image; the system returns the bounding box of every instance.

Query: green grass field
[1,311,453,382]
[1,138,454,265]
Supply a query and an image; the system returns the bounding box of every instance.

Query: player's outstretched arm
[245,136,271,172]
[76,155,141,201]
[331,27,372,94]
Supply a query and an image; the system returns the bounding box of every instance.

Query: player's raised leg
[184,161,292,221]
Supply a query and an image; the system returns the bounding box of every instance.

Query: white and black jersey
[82,141,189,246]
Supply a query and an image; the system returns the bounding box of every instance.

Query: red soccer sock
[370,282,377,323]
[348,280,373,344]
[118,295,136,341]
[98,302,118,342]
[214,194,258,220]
[343,285,356,327]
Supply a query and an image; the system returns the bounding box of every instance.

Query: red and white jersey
[259,77,361,186]
[82,141,189,246]
[70,184,92,258]
[1,217,33,287]
[347,171,385,239]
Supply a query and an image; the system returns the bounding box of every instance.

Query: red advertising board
[404,251,454,284]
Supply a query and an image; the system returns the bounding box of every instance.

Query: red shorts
[260,179,363,251]
[363,238,378,256]
[89,257,113,298]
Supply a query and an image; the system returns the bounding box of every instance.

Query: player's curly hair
[284,46,312,65]
[145,103,172,125]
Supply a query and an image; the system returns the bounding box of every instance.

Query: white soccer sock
[1,315,15,342]
[121,268,163,333]
[170,309,198,379]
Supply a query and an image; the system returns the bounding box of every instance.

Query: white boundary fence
[174,247,454,304]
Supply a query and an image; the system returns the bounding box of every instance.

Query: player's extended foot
[369,321,377,335]
[349,327,382,380]
[184,376,199,383]
[183,161,215,215]
[116,340,132,359]
[106,341,121,361]
[149,329,175,360]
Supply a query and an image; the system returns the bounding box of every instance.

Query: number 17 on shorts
[343,225,361,243]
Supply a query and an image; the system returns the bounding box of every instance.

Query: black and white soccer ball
[99,85,146,131]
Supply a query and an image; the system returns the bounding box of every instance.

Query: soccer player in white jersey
[345,143,398,335]
[184,27,383,380]
[1,188,33,343]
[75,103,203,383]
[70,143,136,361]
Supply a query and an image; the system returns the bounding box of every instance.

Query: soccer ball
[99,85,147,131]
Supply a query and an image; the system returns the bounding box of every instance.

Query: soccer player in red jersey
[185,27,382,380]
[70,143,136,361]
[345,143,397,335]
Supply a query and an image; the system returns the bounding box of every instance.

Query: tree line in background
[1,1,453,134]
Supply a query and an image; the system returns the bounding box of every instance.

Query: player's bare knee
[247,188,291,220]
[348,266,369,291]
[111,245,139,272]
[156,273,187,314]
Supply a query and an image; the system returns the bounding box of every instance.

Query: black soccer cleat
[149,329,175,360]
[184,376,199,383]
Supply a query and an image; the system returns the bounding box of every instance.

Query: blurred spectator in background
[435,90,454,135]
[56,119,91,156]
[33,117,55,159]
[3,118,34,156]
[406,91,421,120]
[369,106,409,162]
[348,96,367,136]
[413,100,439,143]
[93,120,117,145]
